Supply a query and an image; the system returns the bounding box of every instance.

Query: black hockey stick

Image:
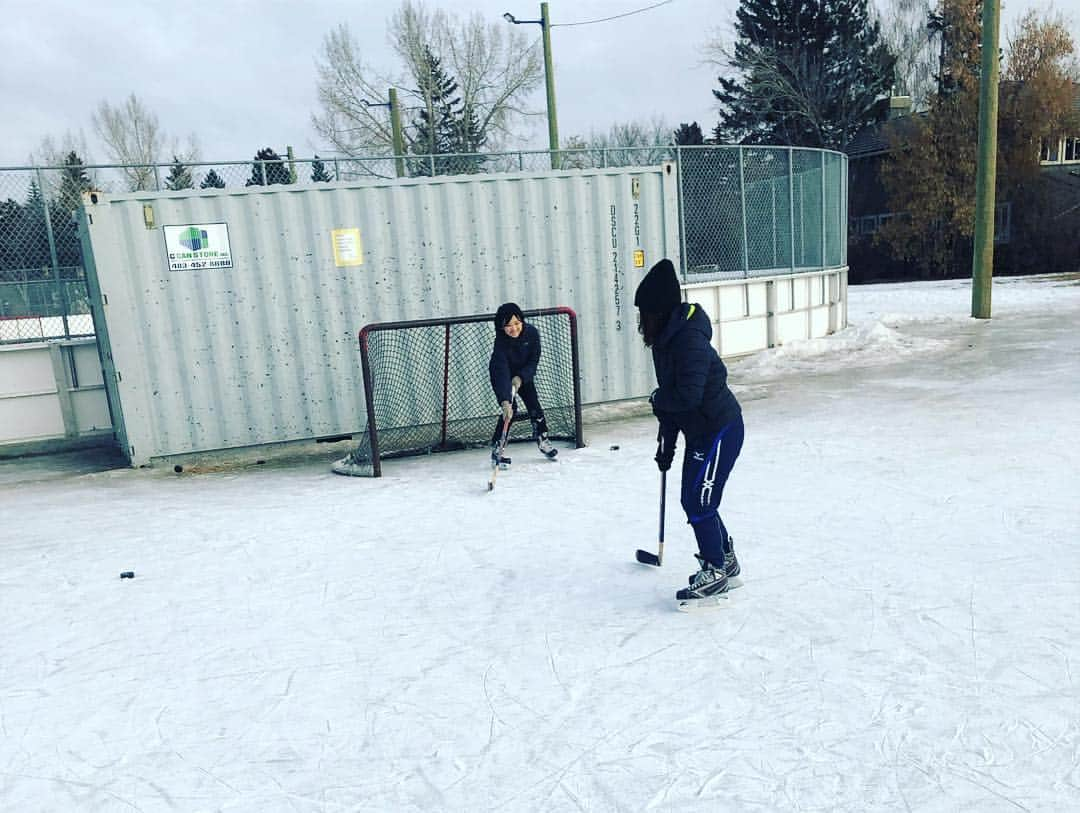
[487,386,518,491]
[635,470,666,565]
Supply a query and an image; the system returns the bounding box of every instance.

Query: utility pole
[971,0,1000,318]
[388,88,406,179]
[504,3,560,169]
[363,90,406,178]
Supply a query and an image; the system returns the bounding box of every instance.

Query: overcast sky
[0,0,1066,167]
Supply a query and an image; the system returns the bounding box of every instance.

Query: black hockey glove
[654,426,676,472]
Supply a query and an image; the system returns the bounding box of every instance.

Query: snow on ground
[2,274,1079,812]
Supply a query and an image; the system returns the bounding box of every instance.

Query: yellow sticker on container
[633,249,645,268]
[332,228,364,267]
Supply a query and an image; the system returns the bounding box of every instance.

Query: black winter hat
[634,258,682,313]
[495,302,525,328]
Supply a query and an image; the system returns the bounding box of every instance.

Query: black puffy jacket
[489,322,541,403]
[650,302,741,443]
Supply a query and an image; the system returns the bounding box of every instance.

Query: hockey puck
[120,571,135,579]
[610,445,620,451]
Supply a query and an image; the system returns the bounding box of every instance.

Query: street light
[504,2,560,169]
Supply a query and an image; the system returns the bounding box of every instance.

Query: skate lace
[690,566,721,590]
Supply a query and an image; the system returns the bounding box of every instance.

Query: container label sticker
[163,223,233,272]
[332,228,364,267]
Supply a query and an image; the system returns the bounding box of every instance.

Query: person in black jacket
[488,302,558,463]
[634,259,744,602]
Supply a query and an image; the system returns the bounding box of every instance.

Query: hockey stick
[487,386,518,491]
[635,470,666,565]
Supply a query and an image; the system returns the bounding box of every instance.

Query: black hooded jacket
[489,322,541,404]
[650,302,741,443]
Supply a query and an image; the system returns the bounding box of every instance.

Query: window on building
[993,202,1011,244]
[1041,138,1061,163]
[1064,137,1079,162]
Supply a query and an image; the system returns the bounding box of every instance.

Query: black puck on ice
[120,571,135,579]
[610,445,620,451]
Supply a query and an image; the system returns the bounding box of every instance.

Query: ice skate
[677,554,730,611]
[677,554,729,599]
[723,537,740,578]
[536,432,557,459]
[688,548,742,589]
[491,442,510,470]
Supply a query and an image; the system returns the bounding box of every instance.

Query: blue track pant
[680,416,744,567]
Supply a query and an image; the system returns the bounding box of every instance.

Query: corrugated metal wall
[80,165,679,465]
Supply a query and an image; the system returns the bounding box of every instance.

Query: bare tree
[29,131,96,201]
[92,94,165,191]
[566,118,674,167]
[312,1,543,157]
[32,131,93,168]
[312,25,397,157]
[874,0,939,111]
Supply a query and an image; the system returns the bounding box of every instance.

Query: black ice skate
[723,538,740,578]
[676,554,730,610]
[536,432,557,459]
[491,443,511,471]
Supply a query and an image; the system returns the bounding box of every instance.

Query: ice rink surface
[3,275,1079,811]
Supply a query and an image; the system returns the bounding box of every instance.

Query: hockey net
[333,306,583,477]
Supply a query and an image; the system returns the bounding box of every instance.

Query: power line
[553,0,674,28]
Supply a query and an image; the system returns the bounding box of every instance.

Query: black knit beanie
[634,258,682,313]
[495,302,525,329]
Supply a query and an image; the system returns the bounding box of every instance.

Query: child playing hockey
[488,303,558,465]
[634,259,744,605]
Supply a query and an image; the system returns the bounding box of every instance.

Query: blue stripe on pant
[680,416,744,567]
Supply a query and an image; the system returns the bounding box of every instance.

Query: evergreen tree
[21,181,51,270]
[200,169,226,189]
[56,151,91,215]
[0,199,24,272]
[246,147,292,186]
[444,104,487,174]
[712,0,894,149]
[674,122,705,145]
[48,152,92,270]
[164,156,195,190]
[311,156,333,182]
[25,179,45,211]
[408,46,474,176]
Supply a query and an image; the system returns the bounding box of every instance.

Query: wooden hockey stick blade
[635,549,662,566]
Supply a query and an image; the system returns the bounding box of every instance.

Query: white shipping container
[80,165,680,465]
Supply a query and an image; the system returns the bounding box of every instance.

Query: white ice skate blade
[676,579,742,612]
[676,594,733,612]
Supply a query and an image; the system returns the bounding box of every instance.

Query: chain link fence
[0,145,845,343]
[0,167,94,343]
[678,146,847,279]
